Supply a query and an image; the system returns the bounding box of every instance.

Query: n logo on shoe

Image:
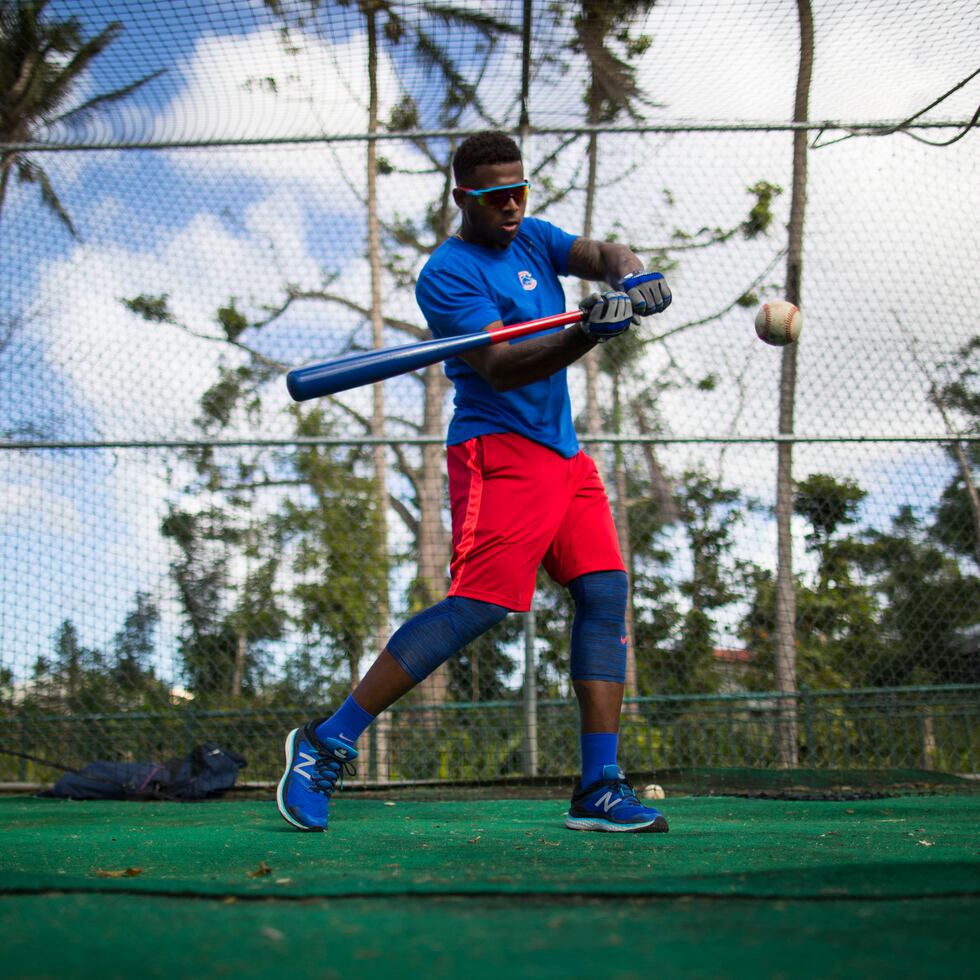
[594,791,623,813]
[293,751,317,780]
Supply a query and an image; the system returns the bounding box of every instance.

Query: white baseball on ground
[642,784,666,800]
[755,300,802,346]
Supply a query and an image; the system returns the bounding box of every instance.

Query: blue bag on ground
[40,743,247,801]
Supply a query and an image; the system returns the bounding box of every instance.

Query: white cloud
[158,27,434,194]
[0,479,81,537]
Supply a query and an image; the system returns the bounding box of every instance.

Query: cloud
[158,26,434,194]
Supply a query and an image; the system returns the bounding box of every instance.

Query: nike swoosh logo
[620,635,628,644]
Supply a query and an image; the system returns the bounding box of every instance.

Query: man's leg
[568,571,630,784]
[564,570,668,833]
[574,678,625,786]
[277,596,507,831]
[315,595,510,741]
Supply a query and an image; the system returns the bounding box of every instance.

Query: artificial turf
[1,795,977,978]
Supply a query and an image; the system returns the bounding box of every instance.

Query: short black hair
[453,131,522,185]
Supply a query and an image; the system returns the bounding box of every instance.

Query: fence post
[919,708,936,770]
[19,720,27,782]
[522,607,538,777]
[801,685,814,763]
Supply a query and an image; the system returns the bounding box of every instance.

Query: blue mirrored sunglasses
[456,181,531,208]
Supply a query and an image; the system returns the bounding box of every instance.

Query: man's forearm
[464,323,598,392]
[568,238,644,287]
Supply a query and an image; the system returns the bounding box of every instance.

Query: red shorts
[446,433,625,611]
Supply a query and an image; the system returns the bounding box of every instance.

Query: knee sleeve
[568,570,629,683]
[387,596,509,683]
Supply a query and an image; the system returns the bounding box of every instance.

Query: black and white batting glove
[578,290,635,342]
[619,271,672,316]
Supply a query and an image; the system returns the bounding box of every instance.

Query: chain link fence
[2,0,978,786]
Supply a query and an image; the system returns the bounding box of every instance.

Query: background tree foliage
[0,0,162,234]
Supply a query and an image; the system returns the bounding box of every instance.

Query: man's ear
[451,187,468,209]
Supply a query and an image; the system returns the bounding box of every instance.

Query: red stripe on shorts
[451,439,484,587]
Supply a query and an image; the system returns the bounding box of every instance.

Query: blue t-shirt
[415,217,579,457]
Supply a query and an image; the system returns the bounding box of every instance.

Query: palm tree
[0,0,163,234]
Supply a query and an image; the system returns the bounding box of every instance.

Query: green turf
[2,796,978,978]
[2,893,978,980]
[1,796,977,899]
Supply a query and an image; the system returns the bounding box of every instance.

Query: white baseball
[642,784,666,800]
[755,301,802,346]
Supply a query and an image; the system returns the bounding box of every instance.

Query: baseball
[755,300,802,346]
[642,784,666,800]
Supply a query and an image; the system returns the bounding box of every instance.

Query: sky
[1,0,978,688]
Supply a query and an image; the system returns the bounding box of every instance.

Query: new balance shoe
[277,721,357,831]
[565,764,669,833]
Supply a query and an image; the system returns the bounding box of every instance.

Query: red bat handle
[486,309,584,344]
[286,309,584,401]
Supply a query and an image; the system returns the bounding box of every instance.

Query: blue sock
[315,694,376,747]
[580,732,618,786]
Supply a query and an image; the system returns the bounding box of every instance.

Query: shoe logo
[620,635,628,645]
[338,732,353,742]
[292,751,317,781]
[518,270,537,291]
[594,791,624,813]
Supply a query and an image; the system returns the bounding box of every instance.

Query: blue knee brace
[568,570,629,683]
[387,596,509,683]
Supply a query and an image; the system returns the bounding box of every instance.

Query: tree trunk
[366,7,391,779]
[413,363,452,705]
[581,106,603,438]
[408,161,456,708]
[950,440,980,567]
[0,154,13,229]
[613,374,638,706]
[232,631,245,699]
[773,0,814,769]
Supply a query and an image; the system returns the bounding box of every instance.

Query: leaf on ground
[468,836,481,843]
[917,839,935,847]
[93,867,143,878]
[248,861,273,878]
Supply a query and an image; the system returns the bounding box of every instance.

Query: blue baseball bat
[286,309,584,401]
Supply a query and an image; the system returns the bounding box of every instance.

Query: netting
[2,0,978,786]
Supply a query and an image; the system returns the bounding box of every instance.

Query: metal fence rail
[4,685,977,787]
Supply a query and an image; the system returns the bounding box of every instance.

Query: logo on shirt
[518,270,537,291]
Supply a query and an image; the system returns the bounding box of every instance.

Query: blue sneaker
[277,721,357,831]
[565,764,669,833]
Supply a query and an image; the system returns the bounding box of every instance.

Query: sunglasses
[456,181,531,208]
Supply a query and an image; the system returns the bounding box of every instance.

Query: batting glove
[619,271,672,316]
[578,290,635,343]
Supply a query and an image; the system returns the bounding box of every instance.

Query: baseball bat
[286,309,584,401]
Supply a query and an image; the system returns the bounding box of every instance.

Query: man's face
[453,160,527,249]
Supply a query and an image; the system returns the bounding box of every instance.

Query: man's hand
[578,291,635,343]
[620,271,671,316]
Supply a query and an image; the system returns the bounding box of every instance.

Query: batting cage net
[1,0,978,788]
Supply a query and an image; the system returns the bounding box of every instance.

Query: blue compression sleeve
[387,596,509,683]
[568,570,629,683]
